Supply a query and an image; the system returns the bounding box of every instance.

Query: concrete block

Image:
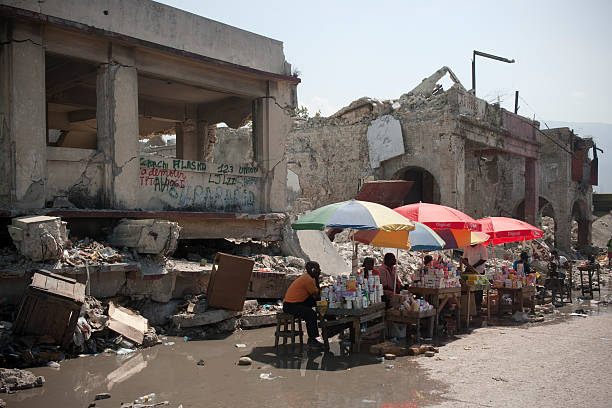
[243,300,259,313]
[366,115,404,168]
[110,219,181,255]
[122,272,176,303]
[239,313,277,328]
[8,216,68,262]
[172,309,240,328]
[246,271,297,299]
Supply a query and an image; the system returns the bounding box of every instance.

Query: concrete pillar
[176,118,198,160]
[0,22,46,208]
[555,207,571,251]
[96,46,139,209]
[197,122,217,162]
[524,158,539,226]
[254,88,290,213]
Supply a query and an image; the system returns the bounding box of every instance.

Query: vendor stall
[317,302,385,352]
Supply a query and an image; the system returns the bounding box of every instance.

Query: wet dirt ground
[3,297,611,408]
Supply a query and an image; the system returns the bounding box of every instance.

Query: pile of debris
[62,238,131,267]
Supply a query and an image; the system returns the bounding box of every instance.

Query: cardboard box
[207,252,254,311]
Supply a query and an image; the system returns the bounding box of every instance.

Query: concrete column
[524,158,539,226]
[96,46,139,209]
[176,118,198,160]
[555,207,571,251]
[1,22,46,208]
[254,89,290,213]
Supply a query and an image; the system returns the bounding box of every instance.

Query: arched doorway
[513,197,556,247]
[393,166,440,205]
[571,199,590,248]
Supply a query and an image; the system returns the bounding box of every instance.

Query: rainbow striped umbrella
[292,200,415,231]
[354,221,445,251]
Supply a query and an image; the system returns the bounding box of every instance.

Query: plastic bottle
[135,393,156,404]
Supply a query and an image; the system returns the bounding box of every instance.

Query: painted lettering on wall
[139,156,261,212]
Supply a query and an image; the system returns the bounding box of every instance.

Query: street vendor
[549,250,569,279]
[282,261,324,349]
[513,251,531,275]
[461,243,488,310]
[360,257,379,279]
[376,253,403,298]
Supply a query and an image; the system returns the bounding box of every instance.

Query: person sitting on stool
[282,261,324,349]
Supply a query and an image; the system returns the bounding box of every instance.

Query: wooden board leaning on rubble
[107,302,148,345]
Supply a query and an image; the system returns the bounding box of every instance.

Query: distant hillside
[545,121,612,193]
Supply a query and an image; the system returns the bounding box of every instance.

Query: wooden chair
[274,313,304,352]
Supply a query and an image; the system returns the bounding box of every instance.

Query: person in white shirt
[550,250,568,279]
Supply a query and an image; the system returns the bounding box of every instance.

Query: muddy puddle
[3,326,447,408]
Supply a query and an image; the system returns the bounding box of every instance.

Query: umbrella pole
[491,243,498,275]
[394,248,399,294]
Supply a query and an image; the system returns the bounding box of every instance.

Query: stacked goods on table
[461,274,489,287]
[412,257,460,288]
[391,292,434,313]
[320,273,383,309]
[492,265,537,289]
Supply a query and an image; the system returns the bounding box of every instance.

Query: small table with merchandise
[408,286,461,335]
[577,264,601,299]
[316,302,386,352]
[385,309,435,340]
[462,283,491,328]
[495,287,524,315]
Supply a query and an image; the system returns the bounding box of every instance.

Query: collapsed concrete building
[286,67,596,251]
[0,0,298,241]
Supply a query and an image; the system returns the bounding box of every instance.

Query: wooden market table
[385,309,435,340]
[462,284,490,329]
[408,286,461,335]
[316,302,386,352]
[495,286,536,315]
[577,264,601,299]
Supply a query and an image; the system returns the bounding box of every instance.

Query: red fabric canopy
[478,216,543,245]
[394,203,481,231]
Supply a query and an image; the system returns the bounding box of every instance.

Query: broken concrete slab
[281,224,350,277]
[7,216,68,262]
[110,219,181,256]
[239,313,277,328]
[107,302,148,345]
[0,368,45,391]
[172,309,240,328]
[243,300,259,314]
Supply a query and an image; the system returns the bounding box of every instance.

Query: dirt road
[3,308,611,408]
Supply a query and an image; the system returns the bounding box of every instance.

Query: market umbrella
[394,203,481,249]
[477,217,543,245]
[477,217,543,275]
[353,221,446,251]
[292,200,415,232]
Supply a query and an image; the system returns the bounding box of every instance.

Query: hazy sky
[157,0,611,125]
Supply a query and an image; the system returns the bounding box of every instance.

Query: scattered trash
[362,399,377,403]
[196,359,205,366]
[376,357,385,363]
[448,356,457,360]
[116,348,136,355]
[512,311,530,323]
[384,354,396,360]
[163,342,175,346]
[259,372,279,380]
[492,376,509,382]
[94,393,111,400]
[46,361,60,369]
[135,393,156,404]
[235,343,247,348]
[238,357,253,366]
[183,336,191,342]
[424,351,435,357]
[570,313,589,317]
[463,346,472,350]
[385,364,394,370]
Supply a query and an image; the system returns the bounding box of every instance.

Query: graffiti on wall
[139,157,261,212]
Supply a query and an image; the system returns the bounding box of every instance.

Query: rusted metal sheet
[356,180,415,208]
[572,150,584,182]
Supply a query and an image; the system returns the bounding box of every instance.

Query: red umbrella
[478,217,543,245]
[394,203,482,249]
[394,203,481,231]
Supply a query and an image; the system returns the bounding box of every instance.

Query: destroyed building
[0,0,298,241]
[284,67,595,251]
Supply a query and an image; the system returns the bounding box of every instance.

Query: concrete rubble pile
[7,216,68,262]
